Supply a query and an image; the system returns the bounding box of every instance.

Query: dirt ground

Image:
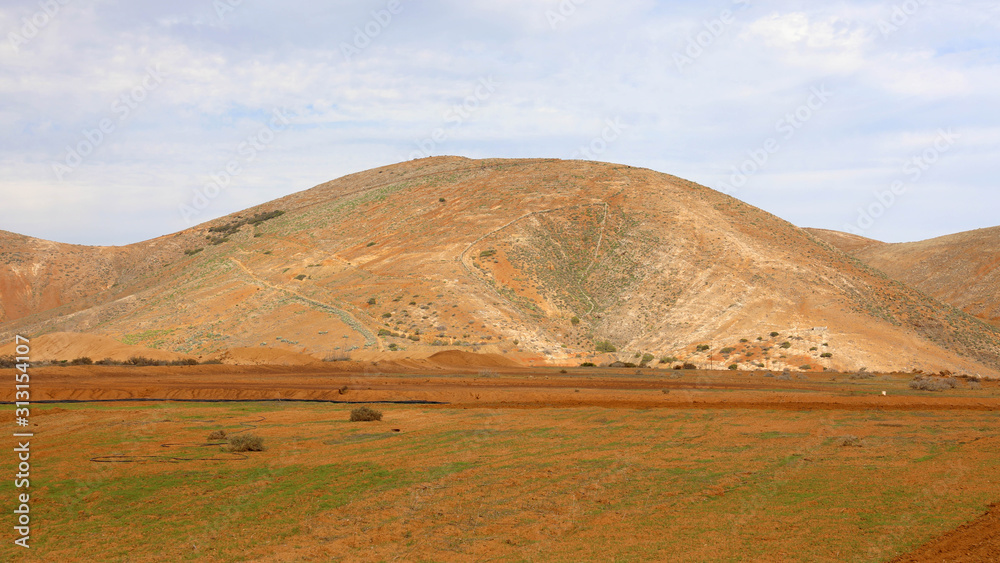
[3,364,999,561]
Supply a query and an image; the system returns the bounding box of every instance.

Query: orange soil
[892,504,1000,562]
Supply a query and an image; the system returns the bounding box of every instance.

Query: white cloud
[0,0,997,244]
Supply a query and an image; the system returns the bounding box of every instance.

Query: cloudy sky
[2,0,998,245]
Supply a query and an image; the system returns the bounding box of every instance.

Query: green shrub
[439,197,446,202]
[659,356,678,364]
[350,406,383,422]
[70,356,93,365]
[382,312,392,318]
[820,352,833,358]
[770,332,780,337]
[739,339,749,343]
[720,347,735,355]
[780,342,792,349]
[728,364,738,370]
[388,343,398,351]
[799,365,811,370]
[479,249,496,258]
[366,242,376,247]
[184,248,203,256]
[580,362,597,367]
[368,297,377,305]
[696,344,710,352]
[682,363,696,370]
[570,316,581,325]
[641,353,655,365]
[595,341,617,353]
[294,274,307,281]
[228,433,265,452]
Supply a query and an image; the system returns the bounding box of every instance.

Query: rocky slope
[809,227,1000,327]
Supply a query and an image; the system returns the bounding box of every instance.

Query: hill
[809,227,1000,327]
[2,157,998,375]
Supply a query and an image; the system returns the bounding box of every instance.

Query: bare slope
[2,157,999,374]
[809,227,1000,326]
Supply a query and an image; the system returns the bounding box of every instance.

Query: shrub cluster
[909,376,958,392]
[350,406,383,422]
[228,433,265,452]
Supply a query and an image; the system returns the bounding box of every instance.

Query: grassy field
[3,400,999,561]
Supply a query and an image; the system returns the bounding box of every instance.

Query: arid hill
[2,157,998,375]
[809,227,1000,327]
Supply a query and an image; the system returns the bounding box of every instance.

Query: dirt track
[10,364,1000,411]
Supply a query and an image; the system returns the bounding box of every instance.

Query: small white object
[882,391,886,396]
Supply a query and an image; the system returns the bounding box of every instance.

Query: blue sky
[1,0,998,245]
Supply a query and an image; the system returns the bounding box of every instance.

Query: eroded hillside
[2,157,998,375]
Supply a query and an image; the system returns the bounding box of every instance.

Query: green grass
[4,403,998,562]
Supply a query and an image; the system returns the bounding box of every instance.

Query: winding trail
[228,257,381,350]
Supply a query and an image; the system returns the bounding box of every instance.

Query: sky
[1,0,998,246]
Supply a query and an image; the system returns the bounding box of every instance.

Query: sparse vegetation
[780,342,792,349]
[367,297,377,305]
[70,356,93,365]
[770,332,780,337]
[294,274,307,281]
[728,364,738,370]
[207,430,228,441]
[570,316,581,325]
[659,356,678,364]
[820,352,833,358]
[350,406,383,422]
[479,249,496,258]
[640,353,655,366]
[580,362,596,367]
[184,248,203,256]
[696,344,710,352]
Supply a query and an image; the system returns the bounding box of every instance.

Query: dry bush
[350,406,383,422]
[909,376,957,391]
[207,430,228,441]
[840,435,863,447]
[228,433,265,452]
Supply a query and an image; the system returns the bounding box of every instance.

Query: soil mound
[427,350,521,369]
[892,503,1000,562]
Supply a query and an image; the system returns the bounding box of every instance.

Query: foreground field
[3,367,1000,561]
